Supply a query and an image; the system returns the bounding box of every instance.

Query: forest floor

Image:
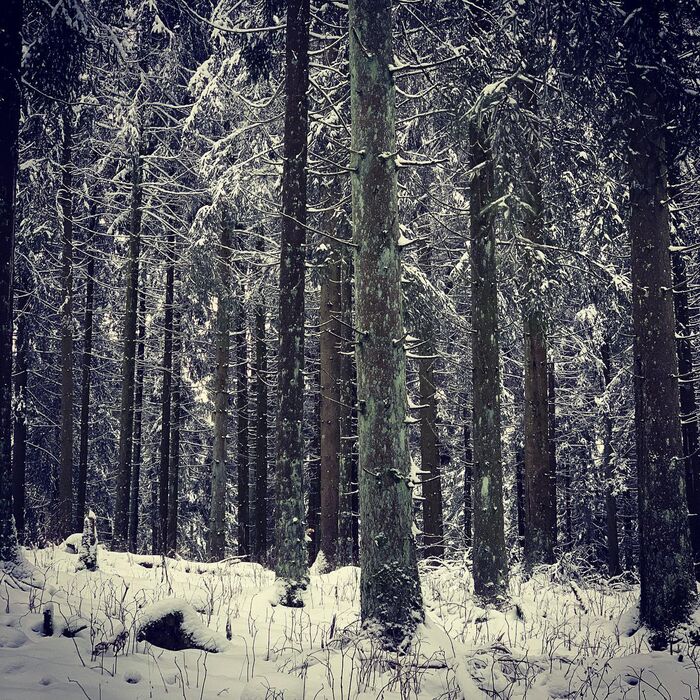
[0,545,698,699]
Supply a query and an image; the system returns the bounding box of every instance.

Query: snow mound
[136,598,229,653]
[62,533,82,553]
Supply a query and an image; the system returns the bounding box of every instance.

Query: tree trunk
[461,398,473,548]
[419,345,443,560]
[253,295,268,562]
[624,0,696,631]
[0,0,21,564]
[76,214,96,532]
[516,446,525,543]
[337,253,355,566]
[236,301,250,557]
[166,324,182,556]
[112,153,142,551]
[469,117,508,602]
[158,231,175,554]
[58,110,74,539]
[672,246,700,578]
[307,398,321,565]
[601,340,620,576]
[12,284,29,542]
[349,0,424,646]
[520,83,556,570]
[319,248,342,567]
[209,220,232,561]
[274,0,310,606]
[128,285,146,553]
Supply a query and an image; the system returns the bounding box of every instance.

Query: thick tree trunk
[112,153,142,551]
[337,253,355,566]
[0,0,22,564]
[158,231,175,554]
[236,301,250,557]
[58,111,74,539]
[419,345,443,560]
[601,340,620,577]
[209,221,232,561]
[469,117,508,602]
[274,0,310,606]
[625,0,696,631]
[253,296,268,562]
[76,216,96,532]
[128,286,146,553]
[520,83,556,570]
[12,285,29,542]
[319,248,341,567]
[166,325,182,556]
[349,0,423,646]
[672,247,700,577]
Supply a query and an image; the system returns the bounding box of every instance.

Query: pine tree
[0,0,23,564]
[349,0,424,646]
[274,0,311,606]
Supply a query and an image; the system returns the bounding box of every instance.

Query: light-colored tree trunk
[349,0,423,647]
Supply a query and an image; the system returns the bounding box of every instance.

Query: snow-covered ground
[0,545,698,699]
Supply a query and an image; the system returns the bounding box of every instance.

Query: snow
[0,546,698,698]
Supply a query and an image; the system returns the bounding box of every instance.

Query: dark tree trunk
[520,83,556,570]
[516,446,525,543]
[253,295,268,562]
[601,340,620,577]
[128,286,146,553]
[672,246,700,577]
[58,111,75,539]
[274,0,310,606]
[158,231,175,554]
[319,248,341,567]
[113,154,142,551]
[12,285,29,542]
[0,0,22,563]
[166,325,182,556]
[349,0,424,646]
[236,301,250,557]
[462,397,472,548]
[209,220,232,561]
[624,0,696,631]
[337,253,355,566]
[76,214,96,532]
[469,117,508,602]
[419,346,443,560]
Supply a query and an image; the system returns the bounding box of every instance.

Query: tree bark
[112,153,142,551]
[337,253,355,566]
[58,111,75,539]
[419,344,443,560]
[319,248,342,567]
[462,397,472,548]
[76,213,96,532]
[253,294,268,562]
[520,83,556,570]
[469,116,508,602]
[671,246,700,577]
[209,220,232,561]
[274,0,310,606]
[349,0,424,646]
[624,0,696,631]
[236,300,250,557]
[158,231,175,554]
[128,285,146,553]
[601,340,620,577]
[0,0,21,564]
[166,323,182,556]
[12,284,29,542]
